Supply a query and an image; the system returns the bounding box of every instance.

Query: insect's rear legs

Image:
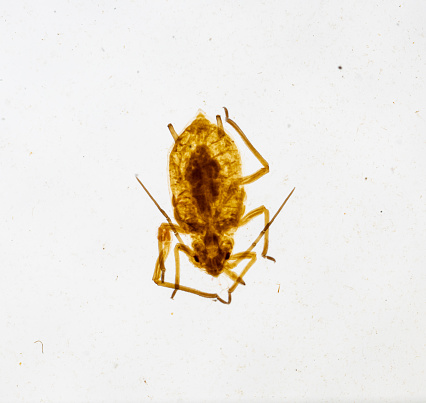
[158,242,233,304]
[239,206,275,261]
[223,107,269,186]
[152,225,232,303]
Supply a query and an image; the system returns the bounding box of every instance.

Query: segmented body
[169,112,246,239]
[136,108,295,302]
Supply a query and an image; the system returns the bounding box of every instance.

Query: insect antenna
[246,187,295,260]
[135,175,186,245]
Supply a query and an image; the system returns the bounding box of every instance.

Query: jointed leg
[223,107,269,185]
[137,175,236,303]
[153,239,206,298]
[239,205,274,261]
[231,187,296,275]
[226,252,257,294]
[153,227,234,304]
[153,230,259,303]
[153,223,187,284]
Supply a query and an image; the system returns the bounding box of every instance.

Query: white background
[1,1,425,402]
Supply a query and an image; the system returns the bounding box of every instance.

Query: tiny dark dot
[365,177,367,180]
[338,66,342,69]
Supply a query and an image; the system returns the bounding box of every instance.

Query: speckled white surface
[1,1,425,402]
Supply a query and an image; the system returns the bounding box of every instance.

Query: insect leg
[152,238,191,295]
[223,107,269,185]
[223,267,246,285]
[234,188,295,268]
[226,252,257,294]
[239,205,273,261]
[153,224,233,304]
[155,243,232,304]
[154,223,187,281]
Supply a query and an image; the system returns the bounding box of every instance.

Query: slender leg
[152,225,232,303]
[154,223,185,277]
[137,175,235,303]
[226,252,257,294]
[233,188,295,273]
[222,190,296,295]
[170,243,192,299]
[223,266,246,285]
[223,107,269,185]
[153,230,259,304]
[153,241,234,304]
[153,223,187,284]
[239,205,274,261]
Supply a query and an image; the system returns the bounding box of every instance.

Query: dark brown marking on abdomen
[185,145,221,217]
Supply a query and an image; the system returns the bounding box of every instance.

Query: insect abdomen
[169,112,245,233]
[185,144,221,216]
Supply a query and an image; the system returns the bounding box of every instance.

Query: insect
[136,108,294,304]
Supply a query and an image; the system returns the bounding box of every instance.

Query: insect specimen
[136,108,294,304]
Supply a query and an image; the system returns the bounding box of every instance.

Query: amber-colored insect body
[136,108,294,304]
